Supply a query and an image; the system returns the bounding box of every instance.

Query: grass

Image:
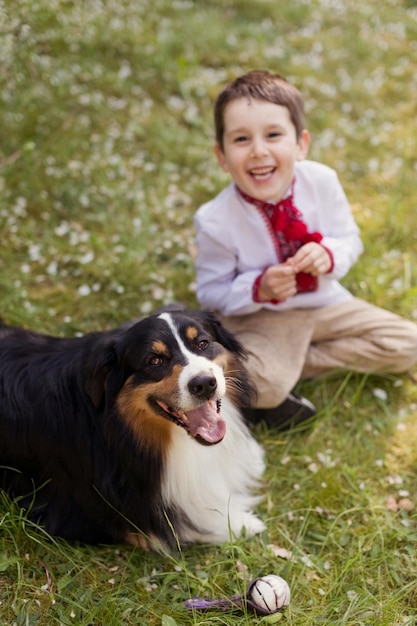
[1,0,417,623]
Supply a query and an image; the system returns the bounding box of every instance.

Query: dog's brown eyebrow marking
[151,340,169,355]
[185,325,198,342]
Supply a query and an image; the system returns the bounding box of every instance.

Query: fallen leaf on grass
[386,495,398,512]
[267,544,293,560]
[386,495,414,513]
[398,498,414,512]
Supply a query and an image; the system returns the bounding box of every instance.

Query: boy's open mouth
[249,166,276,180]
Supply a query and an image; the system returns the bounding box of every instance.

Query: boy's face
[215,98,310,203]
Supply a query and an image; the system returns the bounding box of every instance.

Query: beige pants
[218,298,417,408]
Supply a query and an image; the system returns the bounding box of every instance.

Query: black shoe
[244,393,317,431]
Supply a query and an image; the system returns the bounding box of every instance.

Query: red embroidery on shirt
[237,182,329,298]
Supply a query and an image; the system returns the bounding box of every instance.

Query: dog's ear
[198,311,247,359]
[84,343,119,409]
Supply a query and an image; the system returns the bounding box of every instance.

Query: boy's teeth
[251,168,273,178]
[252,167,273,173]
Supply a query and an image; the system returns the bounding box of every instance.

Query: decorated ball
[249,574,291,613]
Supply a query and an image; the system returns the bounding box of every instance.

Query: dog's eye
[149,355,165,366]
[197,339,209,351]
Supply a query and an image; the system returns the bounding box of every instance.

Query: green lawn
[1,0,417,624]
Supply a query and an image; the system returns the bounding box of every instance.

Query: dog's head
[86,310,253,446]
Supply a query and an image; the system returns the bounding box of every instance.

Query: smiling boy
[194,70,417,429]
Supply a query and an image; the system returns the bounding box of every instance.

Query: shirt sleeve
[313,168,364,279]
[194,215,264,316]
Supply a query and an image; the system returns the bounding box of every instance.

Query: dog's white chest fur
[162,397,265,544]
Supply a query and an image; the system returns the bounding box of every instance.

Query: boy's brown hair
[214,70,305,150]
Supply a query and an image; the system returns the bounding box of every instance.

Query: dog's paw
[231,512,266,539]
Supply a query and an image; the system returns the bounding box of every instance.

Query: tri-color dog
[0,309,265,551]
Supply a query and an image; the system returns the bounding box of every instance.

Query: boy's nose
[250,138,268,158]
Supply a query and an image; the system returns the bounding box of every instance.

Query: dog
[0,309,265,551]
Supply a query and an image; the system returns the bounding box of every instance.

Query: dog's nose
[188,375,217,400]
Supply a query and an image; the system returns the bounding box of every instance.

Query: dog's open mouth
[156,399,226,445]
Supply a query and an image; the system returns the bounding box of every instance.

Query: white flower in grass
[110,283,124,294]
[108,97,127,110]
[78,93,90,105]
[55,221,70,236]
[373,387,388,401]
[79,252,94,264]
[140,301,153,314]
[387,474,403,485]
[28,244,42,261]
[118,62,131,80]
[317,451,337,468]
[300,555,314,567]
[80,195,89,208]
[347,590,359,601]
[69,231,89,246]
[78,285,91,296]
[13,196,27,216]
[167,95,185,111]
[47,261,58,275]
[390,278,403,292]
[152,287,165,300]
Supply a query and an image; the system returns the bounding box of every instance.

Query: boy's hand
[258,263,297,302]
[289,242,332,276]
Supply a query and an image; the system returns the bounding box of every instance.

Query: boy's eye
[268,131,282,138]
[234,135,248,143]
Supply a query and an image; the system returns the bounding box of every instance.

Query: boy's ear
[214,142,229,172]
[297,129,310,161]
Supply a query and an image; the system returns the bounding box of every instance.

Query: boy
[194,70,417,429]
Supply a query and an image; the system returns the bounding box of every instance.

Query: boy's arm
[195,227,264,316]
[304,165,364,278]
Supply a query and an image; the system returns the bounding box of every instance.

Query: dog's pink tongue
[187,402,226,444]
